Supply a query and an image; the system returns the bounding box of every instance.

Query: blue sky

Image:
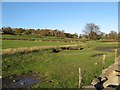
[2,2,118,34]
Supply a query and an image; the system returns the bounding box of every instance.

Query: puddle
[52,48,61,53]
[94,47,117,52]
[2,72,45,88]
[91,54,103,57]
[7,77,40,88]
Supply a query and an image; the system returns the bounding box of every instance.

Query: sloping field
[2,40,83,49]
[2,41,117,88]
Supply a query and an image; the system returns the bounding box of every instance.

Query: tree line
[82,23,118,40]
[1,27,78,38]
[1,23,118,40]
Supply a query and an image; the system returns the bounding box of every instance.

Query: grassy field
[2,38,118,50]
[1,34,40,39]
[2,40,83,49]
[1,35,85,49]
[1,34,74,40]
[2,37,117,88]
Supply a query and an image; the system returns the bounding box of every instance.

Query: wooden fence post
[102,55,106,69]
[115,49,117,63]
[102,55,106,74]
[78,68,81,88]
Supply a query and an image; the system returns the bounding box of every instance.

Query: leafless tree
[83,23,100,40]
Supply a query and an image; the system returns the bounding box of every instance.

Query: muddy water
[2,72,44,88]
[91,54,103,57]
[8,77,40,88]
[94,47,118,52]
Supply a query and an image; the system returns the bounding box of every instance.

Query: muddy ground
[94,46,118,52]
[2,71,46,88]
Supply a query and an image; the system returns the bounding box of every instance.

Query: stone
[13,80,16,83]
[103,76,120,88]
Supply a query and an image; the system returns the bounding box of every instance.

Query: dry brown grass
[104,42,118,44]
[2,44,79,55]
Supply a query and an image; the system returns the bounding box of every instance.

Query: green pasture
[1,35,69,40]
[2,39,118,49]
[2,41,116,88]
[2,40,82,49]
[1,34,39,39]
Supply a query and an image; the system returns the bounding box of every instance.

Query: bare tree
[109,30,118,40]
[83,23,100,40]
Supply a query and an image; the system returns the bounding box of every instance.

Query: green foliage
[2,27,78,38]
[2,27,14,34]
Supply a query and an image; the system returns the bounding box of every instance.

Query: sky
[2,0,120,2]
[2,2,118,34]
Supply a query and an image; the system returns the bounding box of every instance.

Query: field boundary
[1,44,84,55]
